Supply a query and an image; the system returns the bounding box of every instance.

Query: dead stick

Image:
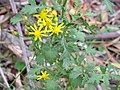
[0,67,10,88]
[9,0,30,73]
[9,0,34,87]
[86,30,120,40]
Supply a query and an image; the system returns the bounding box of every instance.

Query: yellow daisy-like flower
[51,10,57,17]
[37,71,50,80]
[11,30,18,36]
[33,8,52,22]
[54,17,58,22]
[37,18,53,28]
[29,24,48,42]
[49,22,65,36]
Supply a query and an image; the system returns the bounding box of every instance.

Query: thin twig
[9,0,34,87]
[0,67,10,88]
[9,0,30,72]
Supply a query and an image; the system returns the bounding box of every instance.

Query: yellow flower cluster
[37,71,50,80]
[28,8,65,42]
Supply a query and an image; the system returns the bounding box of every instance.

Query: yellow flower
[54,17,58,22]
[11,30,18,35]
[51,10,57,17]
[29,24,48,42]
[49,22,65,36]
[33,8,52,22]
[37,18,53,28]
[37,71,50,80]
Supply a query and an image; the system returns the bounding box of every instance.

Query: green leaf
[100,64,106,74]
[82,22,89,27]
[41,0,47,5]
[36,53,45,65]
[52,0,62,10]
[85,61,96,72]
[15,60,25,70]
[62,58,71,70]
[85,11,95,16]
[69,66,82,79]
[102,74,110,85]
[60,50,72,70]
[21,0,42,15]
[67,42,78,52]
[89,25,98,31]
[46,80,61,90]
[76,31,85,42]
[103,0,114,13]
[63,0,67,7]
[21,5,38,14]
[10,14,23,24]
[88,74,101,84]
[70,76,83,88]
[66,87,72,90]
[27,65,41,80]
[85,84,96,90]
[26,74,37,80]
[28,0,36,6]
[75,0,80,9]
[98,46,104,51]
[71,14,79,21]
[28,65,41,75]
[41,44,58,64]
[86,46,97,55]
[111,75,120,80]
[82,76,89,87]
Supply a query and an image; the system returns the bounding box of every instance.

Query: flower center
[54,27,58,32]
[46,21,51,26]
[34,30,41,37]
[42,74,48,79]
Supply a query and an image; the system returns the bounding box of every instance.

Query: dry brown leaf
[15,72,23,89]
[104,45,118,63]
[106,37,120,47]
[0,14,10,24]
[65,12,72,22]
[113,43,120,50]
[88,21,102,26]
[69,8,76,15]
[81,3,90,20]
[111,63,120,69]
[88,17,102,26]
[7,44,22,58]
[86,55,104,64]
[101,6,108,23]
[108,47,120,53]
[0,8,7,14]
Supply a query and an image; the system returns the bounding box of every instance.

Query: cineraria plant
[10,0,120,90]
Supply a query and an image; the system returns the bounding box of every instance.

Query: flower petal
[34,36,38,41]
[29,32,35,35]
[39,37,42,42]
[34,24,37,30]
[30,26,36,31]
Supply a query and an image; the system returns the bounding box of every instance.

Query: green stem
[62,0,67,18]
[9,54,35,88]
[116,80,120,90]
